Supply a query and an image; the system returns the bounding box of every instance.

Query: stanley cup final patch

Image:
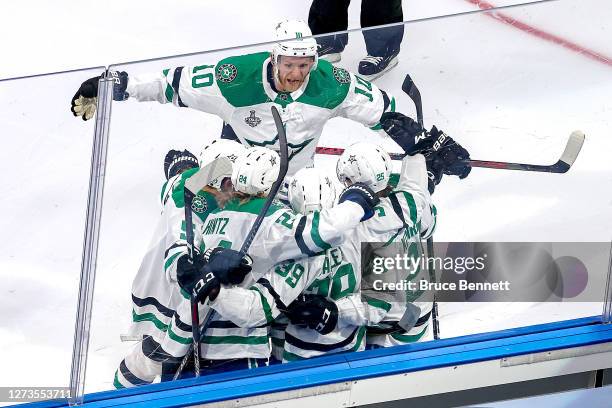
[333,67,351,84]
[244,110,262,127]
[191,196,207,213]
[216,63,237,83]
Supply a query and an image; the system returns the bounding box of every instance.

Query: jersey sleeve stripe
[164,251,182,272]
[364,295,392,312]
[162,69,174,103]
[294,216,318,256]
[284,326,360,352]
[171,67,187,107]
[251,286,274,324]
[401,191,419,225]
[310,211,332,251]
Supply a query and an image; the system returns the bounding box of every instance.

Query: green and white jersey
[125,52,390,179]
[196,195,366,359]
[209,247,366,362]
[350,157,437,347]
[128,168,219,346]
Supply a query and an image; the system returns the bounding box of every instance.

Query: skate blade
[359,56,399,81]
[320,53,342,63]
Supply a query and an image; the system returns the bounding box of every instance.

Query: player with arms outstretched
[70,19,470,191]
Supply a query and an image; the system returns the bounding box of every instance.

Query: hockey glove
[203,247,253,285]
[164,149,199,180]
[286,294,339,335]
[176,254,220,303]
[380,111,425,155]
[423,126,471,178]
[71,75,100,121]
[339,182,380,221]
[70,71,129,121]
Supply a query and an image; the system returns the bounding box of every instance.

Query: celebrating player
[70,19,471,192]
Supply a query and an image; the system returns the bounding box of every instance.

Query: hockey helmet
[288,167,337,214]
[231,147,281,195]
[271,20,319,72]
[336,142,393,193]
[199,139,246,189]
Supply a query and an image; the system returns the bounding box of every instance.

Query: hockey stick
[173,107,288,380]
[181,157,233,379]
[315,131,584,174]
[401,74,441,341]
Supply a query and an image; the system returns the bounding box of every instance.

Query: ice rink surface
[0,0,611,400]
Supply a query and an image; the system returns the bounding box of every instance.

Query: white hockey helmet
[199,139,246,189]
[231,147,280,196]
[288,167,337,214]
[336,142,393,193]
[271,19,319,71]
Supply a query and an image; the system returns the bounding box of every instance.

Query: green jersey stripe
[351,326,366,351]
[113,371,125,389]
[401,191,418,225]
[364,296,392,312]
[310,211,332,251]
[132,310,168,332]
[201,335,269,345]
[282,350,306,362]
[168,327,192,345]
[390,325,428,343]
[251,286,274,324]
[164,252,182,272]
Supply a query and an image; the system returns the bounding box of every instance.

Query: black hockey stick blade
[238,106,289,256]
[401,74,424,128]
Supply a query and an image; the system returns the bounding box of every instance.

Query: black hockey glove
[164,149,199,180]
[338,182,380,221]
[286,294,339,335]
[202,247,253,285]
[420,126,471,193]
[176,254,220,303]
[70,71,129,121]
[380,111,425,155]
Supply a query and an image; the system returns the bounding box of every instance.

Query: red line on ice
[464,0,612,67]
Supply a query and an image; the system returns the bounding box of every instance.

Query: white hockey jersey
[124,52,391,179]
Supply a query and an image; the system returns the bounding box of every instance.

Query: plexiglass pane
[0,68,103,404]
[84,0,611,394]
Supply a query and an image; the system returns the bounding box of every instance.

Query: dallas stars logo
[269,156,277,166]
[191,196,207,214]
[216,63,237,83]
[348,155,357,164]
[244,110,262,128]
[291,179,298,188]
[333,67,351,84]
[324,177,332,188]
[226,154,238,163]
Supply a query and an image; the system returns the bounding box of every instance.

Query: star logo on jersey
[325,177,332,188]
[270,156,277,166]
[333,67,351,84]
[244,110,262,128]
[216,63,237,83]
[191,196,207,214]
[226,153,238,163]
[291,179,298,188]
[348,155,357,164]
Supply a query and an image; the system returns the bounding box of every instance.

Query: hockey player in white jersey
[204,167,368,361]
[133,146,380,380]
[115,139,248,388]
[70,20,471,189]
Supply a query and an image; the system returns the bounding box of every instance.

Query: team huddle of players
[117,138,438,388]
[69,19,471,387]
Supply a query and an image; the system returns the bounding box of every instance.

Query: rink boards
[18,316,612,407]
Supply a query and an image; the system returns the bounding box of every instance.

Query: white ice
[0,0,610,401]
